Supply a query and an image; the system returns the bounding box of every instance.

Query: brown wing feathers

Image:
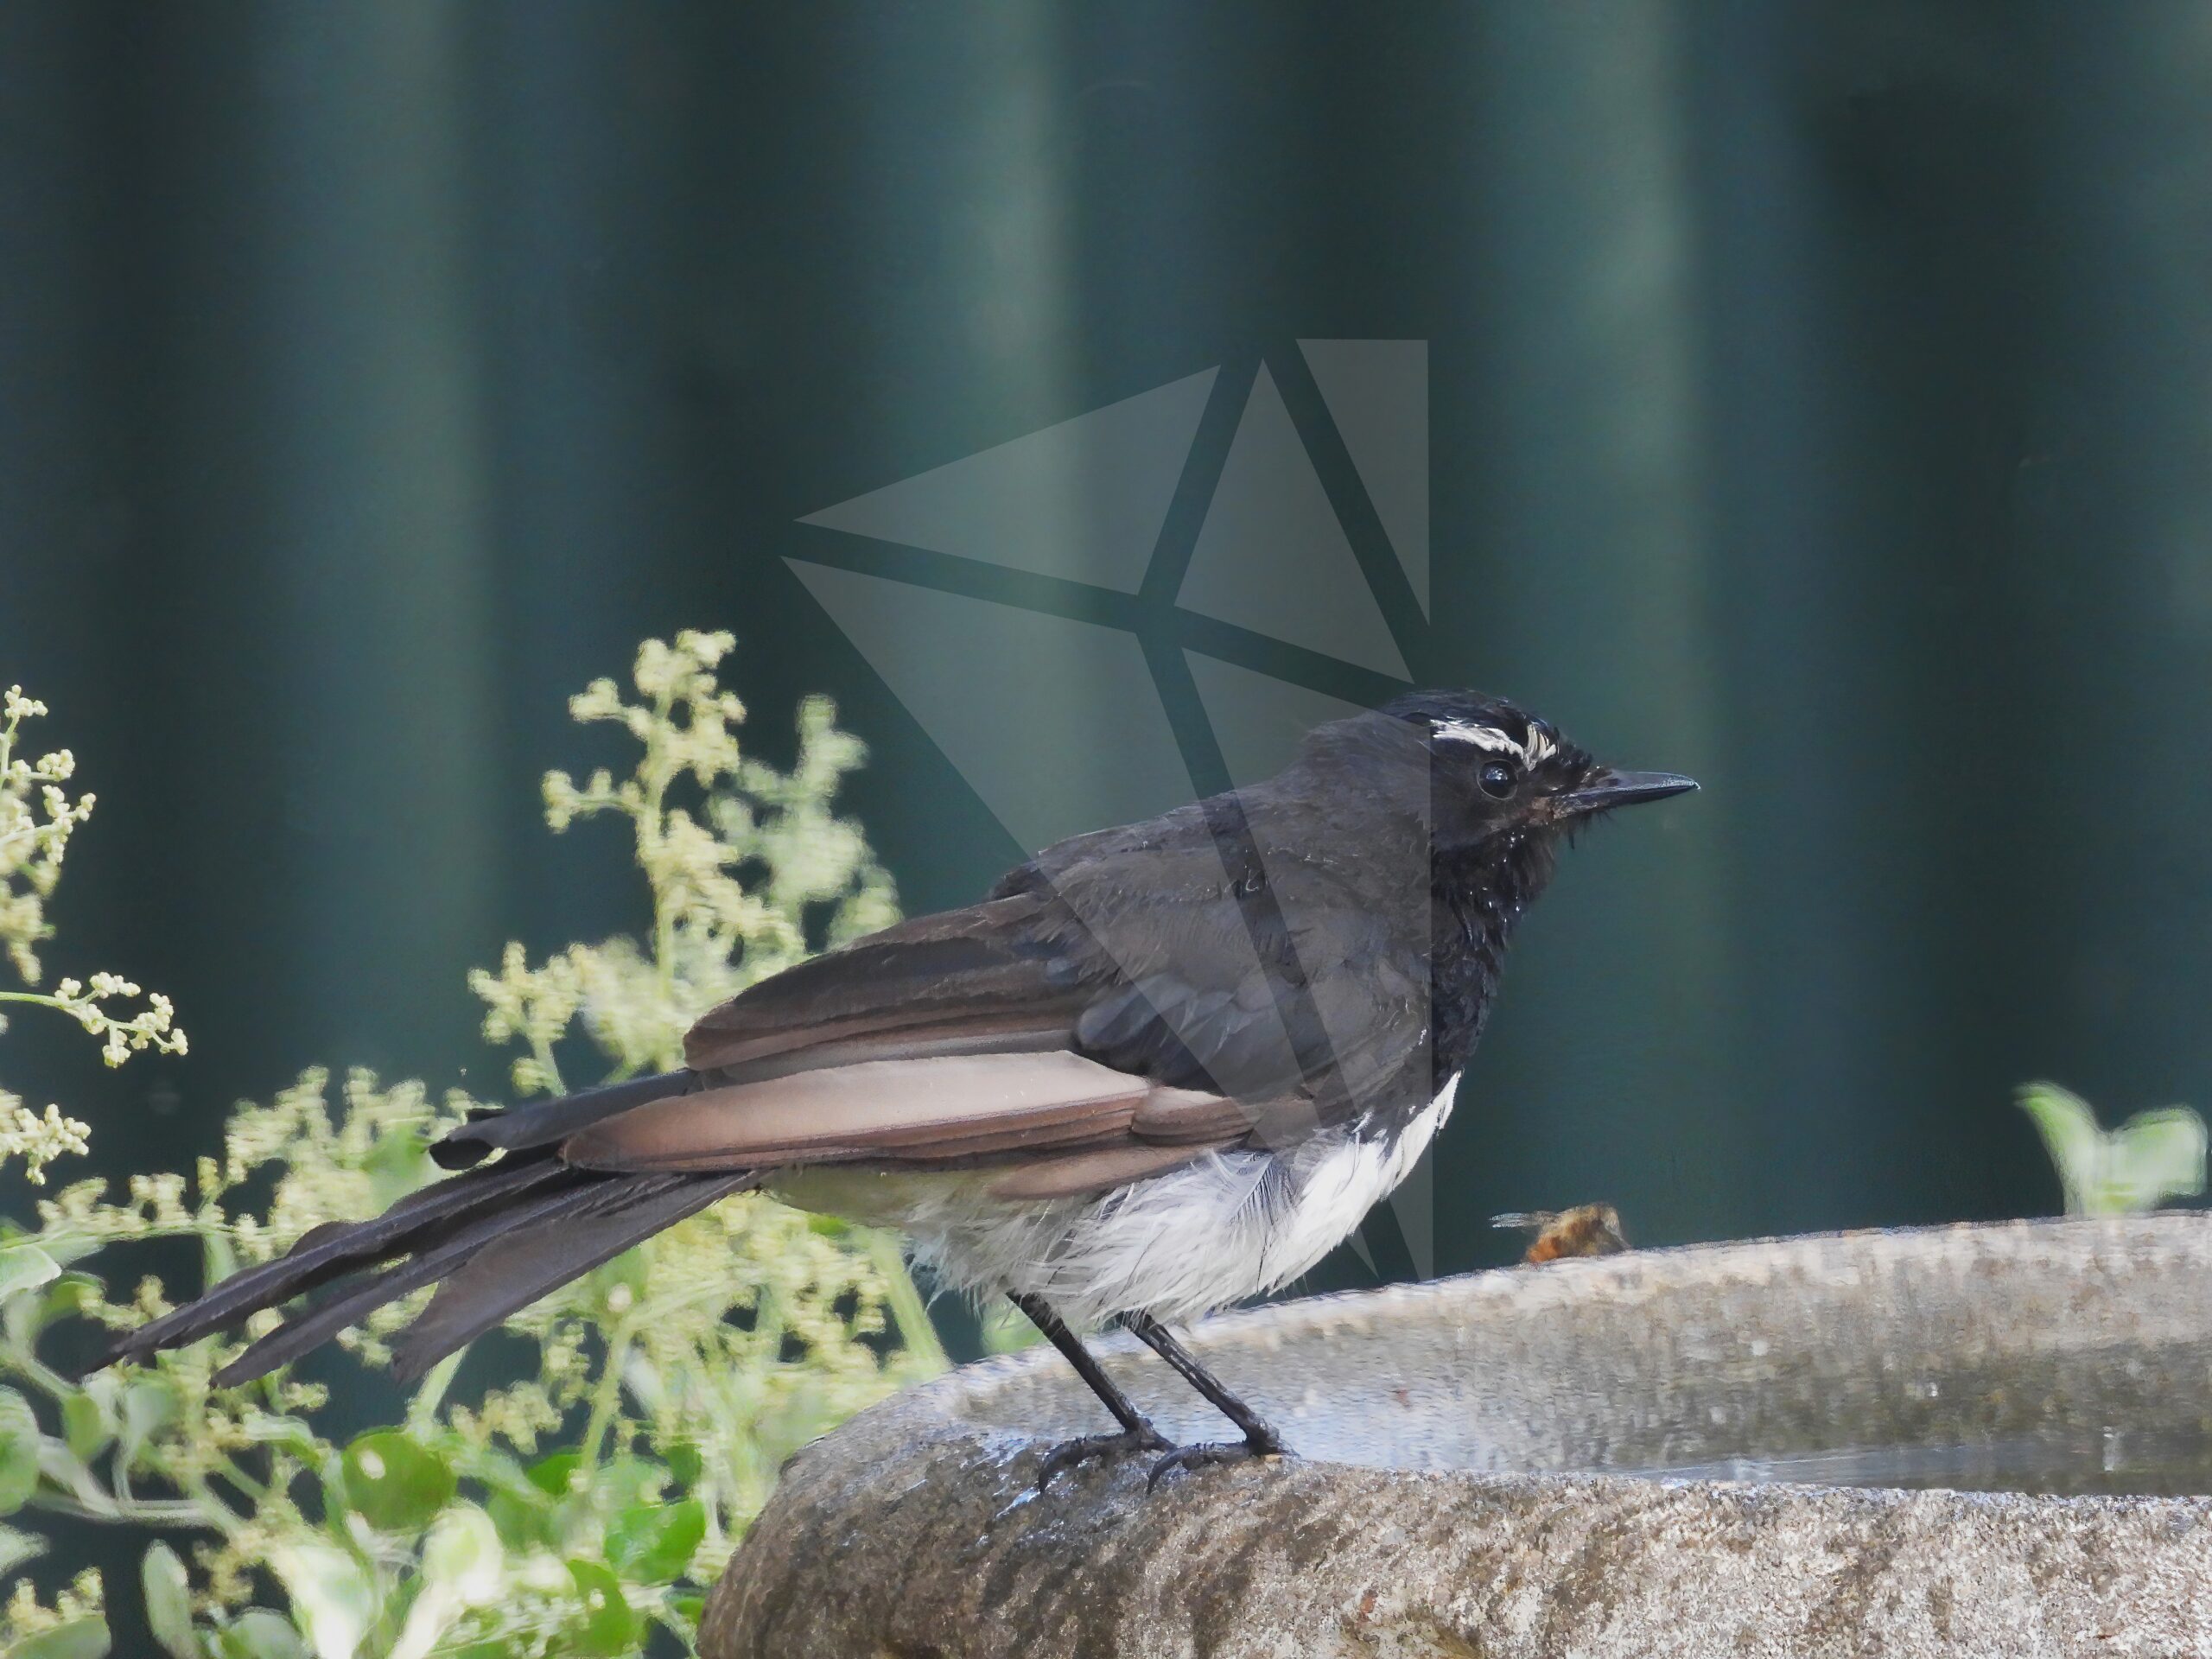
[106,885,1283,1380]
[563,1052,1189,1171]
[681,896,1077,1071]
[983,1142,1212,1201]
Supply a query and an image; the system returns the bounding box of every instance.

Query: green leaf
[2020,1083,2209,1217]
[211,1613,305,1659]
[143,1541,202,1659]
[0,1244,60,1303]
[200,1228,238,1291]
[2020,1082,2102,1214]
[561,1561,637,1656]
[584,1244,650,1315]
[3,1270,97,1349]
[664,1442,703,1489]
[363,1128,432,1209]
[2103,1107,2208,1214]
[486,1484,555,1552]
[315,1446,352,1547]
[0,1388,42,1515]
[524,1450,581,1499]
[5,1618,111,1659]
[34,1434,91,1500]
[419,1504,503,1604]
[607,1497,705,1583]
[340,1429,454,1534]
[62,1391,111,1463]
[269,1542,372,1659]
[592,1454,664,1511]
[25,1232,102,1268]
[119,1375,181,1469]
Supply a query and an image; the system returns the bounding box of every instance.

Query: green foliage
[0,687,186,1187]
[2019,1081,2208,1216]
[474,636,898,1093]
[0,639,944,1657]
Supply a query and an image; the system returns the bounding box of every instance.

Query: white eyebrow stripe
[1431,719,1524,755]
[1431,718,1562,766]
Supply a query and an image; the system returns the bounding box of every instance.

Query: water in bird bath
[1624,1422,2212,1497]
[950,1220,2212,1501]
[708,1222,2212,1659]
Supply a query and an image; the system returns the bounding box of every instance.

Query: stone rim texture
[703,1217,2212,1658]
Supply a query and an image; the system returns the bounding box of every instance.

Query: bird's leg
[1011,1293,1170,1487]
[1119,1311,1291,1487]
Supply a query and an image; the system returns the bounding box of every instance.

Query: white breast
[787,1074,1463,1328]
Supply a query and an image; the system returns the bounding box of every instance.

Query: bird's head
[1303,690,1696,855]
[1388,689,1696,850]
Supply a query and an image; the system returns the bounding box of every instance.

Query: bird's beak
[1558,769,1700,817]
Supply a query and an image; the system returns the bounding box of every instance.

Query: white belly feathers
[771,1073,1461,1328]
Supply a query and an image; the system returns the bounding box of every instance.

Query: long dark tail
[104,1071,755,1386]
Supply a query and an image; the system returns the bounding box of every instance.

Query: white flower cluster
[0,683,91,986]
[2,639,935,1657]
[0,686,188,1186]
[0,1099,90,1184]
[477,629,895,1090]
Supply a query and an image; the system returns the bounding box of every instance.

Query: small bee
[1491,1204,1629,1264]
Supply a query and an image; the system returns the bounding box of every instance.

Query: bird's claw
[1146,1429,1289,1491]
[1037,1421,1173,1489]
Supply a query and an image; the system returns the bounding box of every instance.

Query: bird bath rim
[881,1213,2212,1499]
[703,1216,2212,1659]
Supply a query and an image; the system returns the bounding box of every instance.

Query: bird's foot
[1146,1426,1291,1491]
[1037,1421,1173,1489]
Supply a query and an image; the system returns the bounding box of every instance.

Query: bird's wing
[1004,791,1437,1140]
[117,770,1438,1386]
[460,788,1433,1180]
[564,1051,1173,1169]
[680,894,1082,1072]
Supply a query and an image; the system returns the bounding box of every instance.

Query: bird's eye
[1478,761,1516,798]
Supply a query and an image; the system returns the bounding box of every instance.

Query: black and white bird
[109,691,1694,1484]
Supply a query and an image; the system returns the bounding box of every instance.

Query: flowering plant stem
[0,639,943,1658]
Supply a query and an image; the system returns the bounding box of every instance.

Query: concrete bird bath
[702,1216,2212,1657]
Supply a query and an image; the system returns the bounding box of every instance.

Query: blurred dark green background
[4,0,2209,1383]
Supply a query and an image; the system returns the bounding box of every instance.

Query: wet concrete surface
[704,1216,2212,1657]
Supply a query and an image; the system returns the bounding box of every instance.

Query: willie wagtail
[109,691,1694,1484]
